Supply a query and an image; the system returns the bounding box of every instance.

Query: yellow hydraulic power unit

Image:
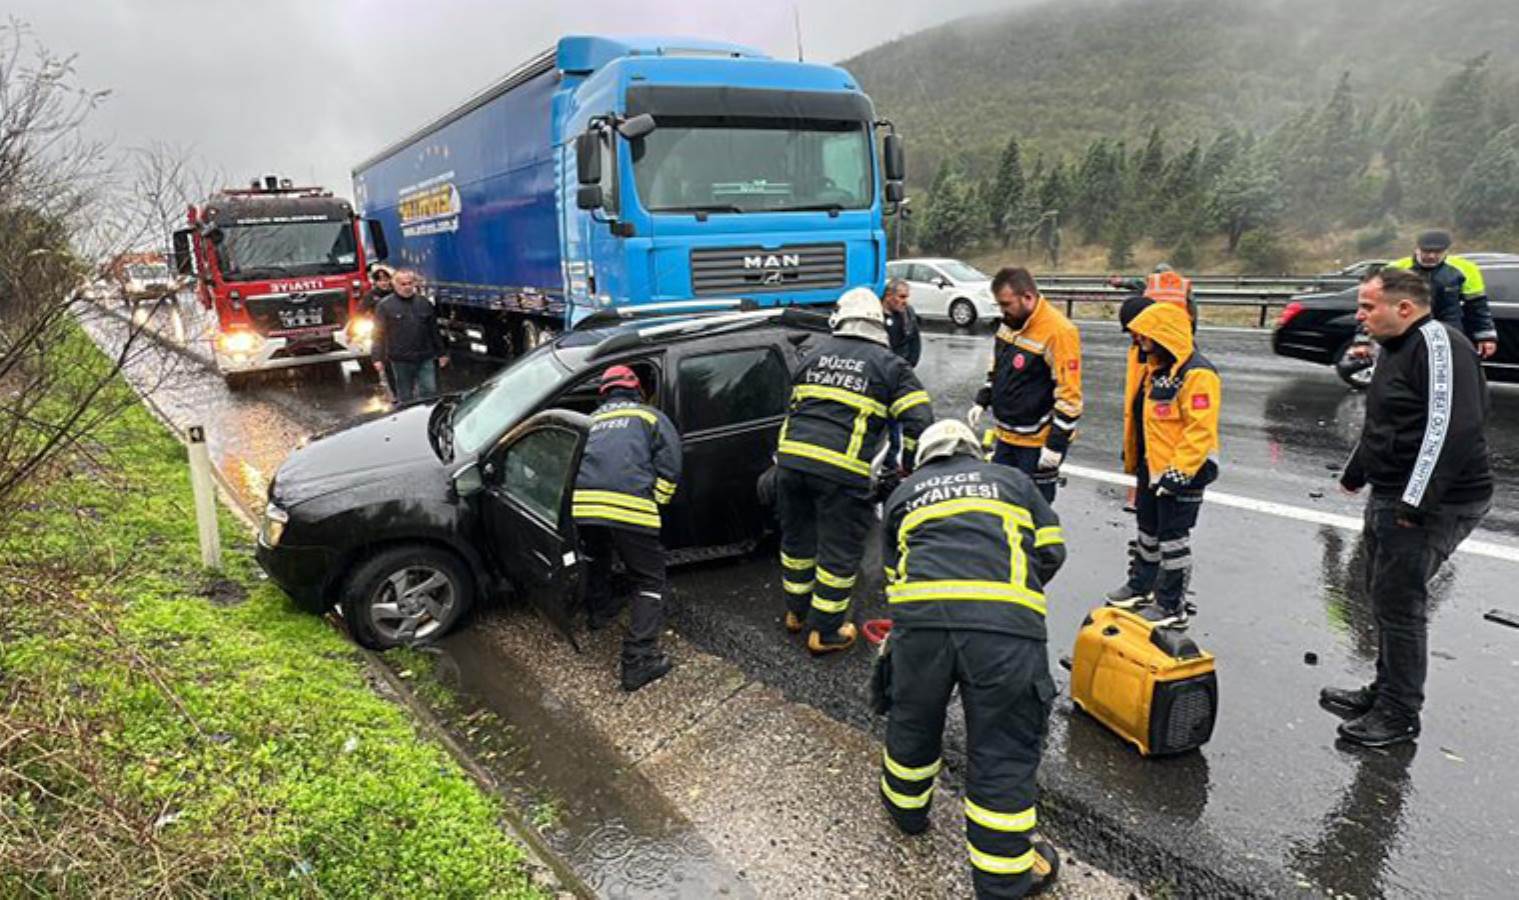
[1070,606,1217,756]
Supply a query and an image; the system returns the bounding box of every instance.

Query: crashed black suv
[256,308,827,648]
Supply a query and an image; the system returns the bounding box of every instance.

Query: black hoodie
[1341,317,1492,519]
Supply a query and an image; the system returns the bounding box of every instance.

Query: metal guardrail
[1035,274,1358,328]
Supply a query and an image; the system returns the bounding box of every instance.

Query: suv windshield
[453,347,572,454]
[939,260,989,282]
[216,221,357,281]
[633,116,872,214]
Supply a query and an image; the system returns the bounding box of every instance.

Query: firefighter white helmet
[915,419,982,468]
[829,286,886,330]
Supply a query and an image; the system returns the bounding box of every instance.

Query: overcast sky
[11,0,1035,198]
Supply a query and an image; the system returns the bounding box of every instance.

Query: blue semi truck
[352,34,904,358]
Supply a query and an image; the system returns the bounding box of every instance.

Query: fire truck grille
[690,244,846,295]
[245,289,350,335]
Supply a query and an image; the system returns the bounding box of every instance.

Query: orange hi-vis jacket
[1121,303,1221,491]
[974,297,1084,452]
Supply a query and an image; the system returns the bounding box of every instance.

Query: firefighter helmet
[599,365,641,394]
[915,419,982,467]
[829,286,886,330]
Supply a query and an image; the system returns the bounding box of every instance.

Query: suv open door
[476,410,590,647]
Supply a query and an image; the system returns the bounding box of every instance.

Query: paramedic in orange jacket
[1104,301,1221,629]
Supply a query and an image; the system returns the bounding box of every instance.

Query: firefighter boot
[1320,684,1377,718]
[621,653,673,693]
[784,611,805,634]
[808,622,858,655]
[1027,839,1062,896]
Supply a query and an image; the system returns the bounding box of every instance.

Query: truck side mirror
[576,185,604,211]
[171,229,194,276]
[204,225,225,246]
[883,133,906,182]
[885,181,905,203]
[576,131,602,186]
[367,219,389,262]
[616,113,656,141]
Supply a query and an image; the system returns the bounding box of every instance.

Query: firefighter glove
[1037,447,1065,473]
[966,404,985,429]
[1155,468,1191,496]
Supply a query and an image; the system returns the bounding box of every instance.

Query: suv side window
[549,357,661,415]
[678,347,789,433]
[499,426,580,528]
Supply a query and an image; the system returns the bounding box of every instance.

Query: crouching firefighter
[571,365,683,692]
[879,419,1064,898]
[777,287,935,654]
[1105,301,1221,628]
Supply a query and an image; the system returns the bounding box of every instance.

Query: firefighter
[967,267,1083,503]
[776,286,935,654]
[571,365,683,692]
[879,419,1064,898]
[1104,302,1221,628]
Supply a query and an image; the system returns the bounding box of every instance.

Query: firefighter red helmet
[599,365,641,394]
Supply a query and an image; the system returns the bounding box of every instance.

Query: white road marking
[1062,463,1519,564]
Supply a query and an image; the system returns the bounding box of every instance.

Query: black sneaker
[1104,584,1152,609]
[621,654,673,693]
[1141,604,1189,630]
[1320,684,1377,718]
[1026,838,1061,896]
[1338,705,1420,748]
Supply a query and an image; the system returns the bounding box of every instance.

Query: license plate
[278,308,324,328]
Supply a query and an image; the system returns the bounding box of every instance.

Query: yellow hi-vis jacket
[1121,303,1221,492]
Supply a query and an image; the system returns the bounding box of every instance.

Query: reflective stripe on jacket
[572,393,682,533]
[974,297,1083,452]
[882,455,1065,641]
[778,334,934,485]
[1387,256,1496,342]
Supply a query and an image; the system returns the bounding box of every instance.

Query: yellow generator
[1070,607,1217,756]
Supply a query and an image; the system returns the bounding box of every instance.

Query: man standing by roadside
[882,277,921,470]
[371,269,448,403]
[967,267,1082,503]
[1350,231,1499,363]
[1325,268,1491,747]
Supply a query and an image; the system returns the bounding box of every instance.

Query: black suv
[1272,256,1519,387]
[255,308,827,648]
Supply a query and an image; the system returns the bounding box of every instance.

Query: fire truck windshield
[216,220,358,281]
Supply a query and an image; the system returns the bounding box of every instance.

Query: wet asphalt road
[101,306,1519,898]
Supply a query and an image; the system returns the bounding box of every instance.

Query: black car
[256,308,829,648]
[1272,257,1519,387]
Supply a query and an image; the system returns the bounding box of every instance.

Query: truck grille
[690,244,846,295]
[245,289,350,336]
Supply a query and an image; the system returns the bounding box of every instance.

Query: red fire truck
[172,174,389,389]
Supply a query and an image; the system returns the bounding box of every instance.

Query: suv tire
[950,298,977,328]
[342,545,474,649]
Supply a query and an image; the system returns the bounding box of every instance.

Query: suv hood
[272,402,445,506]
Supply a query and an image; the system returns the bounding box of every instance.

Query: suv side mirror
[883,133,905,182]
[453,462,485,498]
[617,113,656,140]
[576,130,602,187]
[366,219,389,262]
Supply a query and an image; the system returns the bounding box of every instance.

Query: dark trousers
[776,466,873,635]
[390,358,438,403]
[1124,470,1204,610]
[992,441,1057,503]
[581,525,667,664]
[1362,493,1487,718]
[883,628,1055,900]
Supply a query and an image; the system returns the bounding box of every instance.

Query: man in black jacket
[371,269,448,402]
[882,277,921,470]
[1326,268,1492,747]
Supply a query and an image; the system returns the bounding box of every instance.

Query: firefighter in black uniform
[880,419,1064,898]
[572,365,683,692]
[777,287,935,654]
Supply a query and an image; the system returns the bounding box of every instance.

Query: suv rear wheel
[341,545,474,649]
[950,298,978,328]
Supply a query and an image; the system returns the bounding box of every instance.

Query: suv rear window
[1481,266,1519,301]
[678,347,789,432]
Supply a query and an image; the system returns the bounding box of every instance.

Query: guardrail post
[186,425,222,570]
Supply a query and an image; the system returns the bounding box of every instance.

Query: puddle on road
[392,629,755,899]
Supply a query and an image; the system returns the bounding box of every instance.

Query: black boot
[621,653,672,693]
[1319,684,1377,718]
[1338,704,1420,748]
[1026,838,1061,896]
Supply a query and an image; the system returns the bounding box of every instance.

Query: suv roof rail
[573,298,755,331]
[587,305,831,361]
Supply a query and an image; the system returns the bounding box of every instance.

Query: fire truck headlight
[218,330,262,356]
[348,315,375,342]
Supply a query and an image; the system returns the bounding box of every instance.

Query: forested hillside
[847,0,1519,270]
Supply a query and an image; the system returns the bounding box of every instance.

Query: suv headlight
[261,501,289,547]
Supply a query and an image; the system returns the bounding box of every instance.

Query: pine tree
[1208,149,1286,252]
[1132,125,1167,219]
[1454,124,1519,232]
[1424,54,1493,194]
[1073,140,1124,245]
[989,135,1026,245]
[1155,139,1203,244]
[918,161,981,257]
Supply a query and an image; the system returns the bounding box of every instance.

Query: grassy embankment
[0,334,544,898]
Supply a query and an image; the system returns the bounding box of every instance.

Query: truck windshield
[453,346,572,455]
[215,221,358,281]
[632,116,872,214]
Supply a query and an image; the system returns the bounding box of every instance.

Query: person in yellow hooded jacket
[1104,301,1221,629]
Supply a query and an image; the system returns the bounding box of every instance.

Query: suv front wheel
[341,545,474,649]
[950,298,978,328]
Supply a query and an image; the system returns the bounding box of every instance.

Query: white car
[885,258,999,327]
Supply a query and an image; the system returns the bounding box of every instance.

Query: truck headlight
[217,329,263,356]
[348,315,375,342]
[261,501,289,547]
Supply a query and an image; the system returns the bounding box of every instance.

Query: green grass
[0,346,543,897]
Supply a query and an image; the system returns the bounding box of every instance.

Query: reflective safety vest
[1386,255,1497,342]
[1144,271,1196,324]
[572,393,682,533]
[778,334,934,486]
[882,455,1066,641]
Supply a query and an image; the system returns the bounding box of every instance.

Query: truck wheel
[1334,341,1375,391]
[950,299,977,328]
[223,371,253,392]
[341,545,474,650]
[520,320,546,350]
